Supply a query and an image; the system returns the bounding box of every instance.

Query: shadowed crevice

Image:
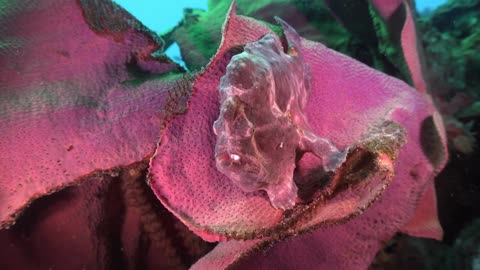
[420,116,446,170]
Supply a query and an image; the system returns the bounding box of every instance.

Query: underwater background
[112,0,449,69]
[1,0,479,269]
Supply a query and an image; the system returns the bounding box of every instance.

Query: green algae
[167,0,353,71]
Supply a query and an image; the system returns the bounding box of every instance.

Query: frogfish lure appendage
[213,21,347,210]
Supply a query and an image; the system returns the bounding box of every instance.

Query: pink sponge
[148,3,438,245]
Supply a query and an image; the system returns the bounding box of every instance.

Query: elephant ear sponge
[148,2,446,246]
[213,29,347,210]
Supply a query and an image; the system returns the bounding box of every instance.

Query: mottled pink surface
[156,2,447,269]
[0,0,185,227]
[372,0,447,238]
[372,0,428,93]
[371,0,403,19]
[150,6,447,267]
[195,107,446,269]
[400,1,428,93]
[0,0,448,269]
[191,239,263,270]
[149,3,396,243]
[400,180,443,239]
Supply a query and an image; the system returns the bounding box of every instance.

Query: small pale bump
[230,154,240,162]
